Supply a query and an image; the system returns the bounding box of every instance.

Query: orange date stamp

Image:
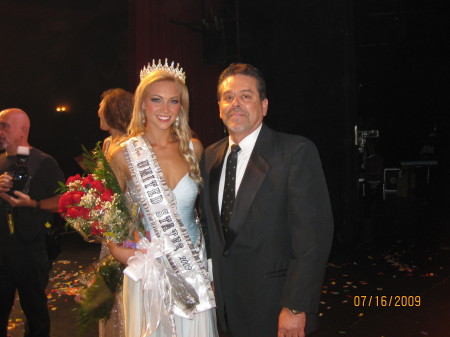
[353,295,421,307]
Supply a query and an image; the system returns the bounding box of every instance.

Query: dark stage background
[1,0,449,249]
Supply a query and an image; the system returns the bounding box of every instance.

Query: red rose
[82,174,95,188]
[66,206,90,220]
[66,206,81,218]
[100,189,114,202]
[90,221,105,236]
[58,191,83,213]
[78,207,91,220]
[58,193,72,211]
[70,191,85,204]
[91,179,105,193]
[66,174,82,185]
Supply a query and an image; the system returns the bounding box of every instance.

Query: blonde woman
[108,60,217,337]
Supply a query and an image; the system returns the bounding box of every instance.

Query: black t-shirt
[0,148,65,250]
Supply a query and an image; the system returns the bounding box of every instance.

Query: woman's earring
[174,116,180,128]
[141,111,147,126]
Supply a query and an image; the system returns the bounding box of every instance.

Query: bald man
[0,109,64,337]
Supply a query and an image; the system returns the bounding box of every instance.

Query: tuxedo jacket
[200,124,334,337]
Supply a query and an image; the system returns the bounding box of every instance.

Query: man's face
[218,74,268,142]
[0,113,21,153]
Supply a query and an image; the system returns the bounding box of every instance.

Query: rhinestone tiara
[140,58,186,83]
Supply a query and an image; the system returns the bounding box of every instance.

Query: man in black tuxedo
[200,63,334,337]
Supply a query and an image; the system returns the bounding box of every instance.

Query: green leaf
[76,255,124,336]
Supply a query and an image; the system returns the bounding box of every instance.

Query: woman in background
[98,88,134,160]
[97,88,133,337]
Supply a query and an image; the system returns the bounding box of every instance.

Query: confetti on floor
[7,259,89,333]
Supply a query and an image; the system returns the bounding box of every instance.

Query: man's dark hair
[101,88,134,133]
[217,63,267,100]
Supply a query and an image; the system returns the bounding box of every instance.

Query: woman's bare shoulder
[190,138,204,160]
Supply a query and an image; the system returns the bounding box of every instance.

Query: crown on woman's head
[140,58,186,83]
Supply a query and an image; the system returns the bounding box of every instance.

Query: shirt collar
[228,123,262,153]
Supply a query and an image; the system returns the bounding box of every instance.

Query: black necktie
[221,144,241,236]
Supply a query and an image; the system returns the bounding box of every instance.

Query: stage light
[55,105,69,114]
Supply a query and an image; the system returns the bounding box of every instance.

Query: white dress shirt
[218,124,262,212]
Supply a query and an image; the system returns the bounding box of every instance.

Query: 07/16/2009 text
[353,295,421,307]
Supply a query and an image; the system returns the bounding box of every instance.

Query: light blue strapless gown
[123,174,217,337]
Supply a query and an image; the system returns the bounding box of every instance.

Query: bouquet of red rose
[58,173,133,244]
[57,142,142,334]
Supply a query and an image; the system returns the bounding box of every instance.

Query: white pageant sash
[123,136,215,319]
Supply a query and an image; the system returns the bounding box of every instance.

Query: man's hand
[0,173,13,193]
[278,307,306,337]
[0,190,33,208]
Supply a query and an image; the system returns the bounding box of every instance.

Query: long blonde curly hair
[128,70,201,184]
